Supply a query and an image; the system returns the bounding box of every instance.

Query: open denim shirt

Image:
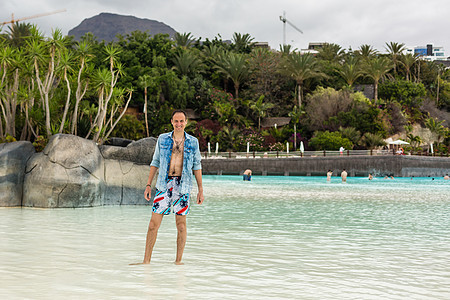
[150,131,202,194]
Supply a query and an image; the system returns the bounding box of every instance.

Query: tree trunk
[436,75,440,106]
[294,123,297,150]
[297,83,302,108]
[0,114,3,138]
[71,59,87,135]
[374,81,378,101]
[103,91,133,144]
[144,87,149,137]
[59,70,71,133]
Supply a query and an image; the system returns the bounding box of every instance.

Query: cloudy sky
[2,0,450,54]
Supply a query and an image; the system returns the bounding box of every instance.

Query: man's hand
[144,186,152,201]
[196,189,204,205]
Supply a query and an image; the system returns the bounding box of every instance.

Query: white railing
[202,149,448,159]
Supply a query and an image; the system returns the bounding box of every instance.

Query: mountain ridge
[68,12,177,41]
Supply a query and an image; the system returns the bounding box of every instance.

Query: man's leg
[143,212,164,264]
[175,214,187,265]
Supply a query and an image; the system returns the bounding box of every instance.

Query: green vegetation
[0,23,449,153]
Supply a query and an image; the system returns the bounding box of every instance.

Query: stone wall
[202,155,450,177]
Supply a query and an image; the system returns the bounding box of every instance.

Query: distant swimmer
[243,169,252,181]
[444,174,449,180]
[327,170,333,181]
[341,169,348,183]
[368,173,373,180]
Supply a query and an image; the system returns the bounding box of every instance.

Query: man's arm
[193,169,204,204]
[145,166,158,201]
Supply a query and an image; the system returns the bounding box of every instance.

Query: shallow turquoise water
[1,175,449,299]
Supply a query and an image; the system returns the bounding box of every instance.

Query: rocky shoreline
[0,134,156,208]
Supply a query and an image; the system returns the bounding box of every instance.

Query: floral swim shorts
[152,176,190,215]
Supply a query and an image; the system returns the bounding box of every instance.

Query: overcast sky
[2,0,450,55]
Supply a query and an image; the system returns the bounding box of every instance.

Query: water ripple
[1,176,449,299]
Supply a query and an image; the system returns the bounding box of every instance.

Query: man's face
[171,112,187,132]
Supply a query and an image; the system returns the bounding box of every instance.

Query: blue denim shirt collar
[150,131,202,194]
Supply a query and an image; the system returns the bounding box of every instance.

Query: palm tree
[281,52,324,108]
[220,126,240,150]
[355,44,378,61]
[317,43,345,63]
[0,45,19,137]
[288,105,302,150]
[172,49,204,76]
[424,117,446,144]
[338,56,363,87]
[71,40,92,135]
[385,42,406,75]
[400,53,419,81]
[250,95,274,130]
[279,44,296,56]
[214,51,249,99]
[364,56,393,101]
[339,126,361,146]
[406,133,422,149]
[138,74,151,136]
[174,32,194,48]
[232,33,254,53]
[57,50,74,133]
[361,132,386,150]
[5,22,32,48]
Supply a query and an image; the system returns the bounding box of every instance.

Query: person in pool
[140,109,204,265]
[243,169,252,181]
[444,174,449,180]
[327,170,333,181]
[341,169,348,183]
[368,173,373,180]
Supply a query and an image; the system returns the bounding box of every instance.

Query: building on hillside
[300,42,327,55]
[260,117,291,129]
[404,44,447,61]
[253,42,270,49]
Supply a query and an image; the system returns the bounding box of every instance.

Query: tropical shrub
[379,80,426,108]
[110,115,145,141]
[234,130,265,151]
[309,131,353,150]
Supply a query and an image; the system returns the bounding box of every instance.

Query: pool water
[1,175,449,299]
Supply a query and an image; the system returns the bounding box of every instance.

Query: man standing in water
[142,110,204,265]
[341,169,348,183]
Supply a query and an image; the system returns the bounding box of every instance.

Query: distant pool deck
[202,154,450,178]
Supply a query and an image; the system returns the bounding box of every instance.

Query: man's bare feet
[174,261,184,265]
[129,262,150,265]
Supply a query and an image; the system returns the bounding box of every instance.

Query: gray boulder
[0,141,35,206]
[23,134,105,208]
[99,137,157,164]
[104,159,154,205]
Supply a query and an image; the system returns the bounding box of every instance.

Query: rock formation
[0,141,35,206]
[23,134,106,208]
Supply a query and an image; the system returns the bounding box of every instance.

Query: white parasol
[300,141,304,153]
[389,139,410,145]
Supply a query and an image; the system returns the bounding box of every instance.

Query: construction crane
[279,11,303,46]
[1,9,66,26]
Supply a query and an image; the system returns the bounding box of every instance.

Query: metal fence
[202,149,449,159]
